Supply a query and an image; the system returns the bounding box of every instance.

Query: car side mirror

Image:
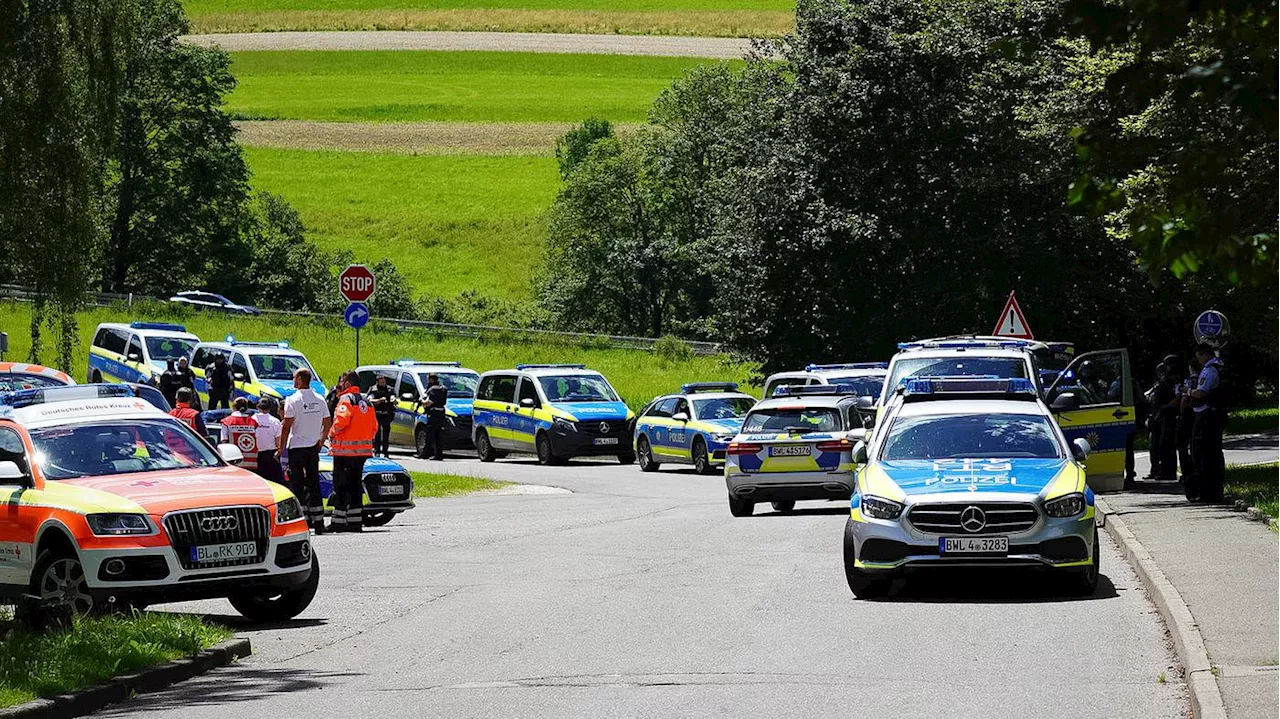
[1050,392,1079,413]
[848,428,867,442]
[127,352,142,362]
[856,395,876,411]
[851,441,869,464]
[233,372,247,382]
[672,412,689,423]
[401,392,417,401]
[1071,438,1091,462]
[520,397,536,408]
[0,461,31,486]
[218,443,245,465]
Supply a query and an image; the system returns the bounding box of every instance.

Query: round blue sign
[1196,310,1224,337]
[344,302,370,329]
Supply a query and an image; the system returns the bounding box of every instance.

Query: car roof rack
[515,364,587,371]
[680,382,740,394]
[772,385,858,398]
[0,383,137,409]
[129,321,187,332]
[392,359,462,367]
[803,362,888,372]
[900,376,1038,401]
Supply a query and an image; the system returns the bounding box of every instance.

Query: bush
[655,335,695,363]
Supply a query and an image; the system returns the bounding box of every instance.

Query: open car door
[1045,349,1134,492]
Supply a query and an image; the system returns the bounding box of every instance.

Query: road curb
[1229,497,1278,531]
[0,637,251,719]
[1096,498,1226,719]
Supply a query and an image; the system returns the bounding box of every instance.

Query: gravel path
[184,30,757,59]
[235,120,572,156]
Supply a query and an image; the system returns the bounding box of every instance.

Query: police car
[0,385,318,621]
[763,363,888,400]
[189,338,326,405]
[87,322,200,386]
[724,386,862,517]
[356,360,480,457]
[633,383,757,474]
[843,377,1099,598]
[0,363,75,393]
[472,364,635,465]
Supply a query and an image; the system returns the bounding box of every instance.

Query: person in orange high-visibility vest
[220,397,260,471]
[169,388,206,436]
[328,371,377,532]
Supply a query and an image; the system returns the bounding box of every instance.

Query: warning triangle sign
[992,292,1034,339]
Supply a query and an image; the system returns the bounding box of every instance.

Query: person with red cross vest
[328,371,377,532]
[168,387,207,437]
[220,397,260,472]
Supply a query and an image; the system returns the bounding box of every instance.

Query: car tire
[728,495,754,517]
[29,549,95,616]
[843,518,890,599]
[535,432,561,466]
[771,500,796,513]
[475,429,497,463]
[363,510,395,527]
[89,369,102,383]
[415,426,430,459]
[1063,528,1101,597]
[637,436,660,472]
[692,438,716,475]
[616,452,636,465]
[229,554,320,623]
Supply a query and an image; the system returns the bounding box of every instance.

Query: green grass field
[244,147,557,300]
[186,0,794,36]
[229,51,728,124]
[1224,463,1279,518]
[1,302,756,408]
[411,471,510,497]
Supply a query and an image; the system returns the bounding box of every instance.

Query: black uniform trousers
[287,445,324,528]
[208,388,231,410]
[1187,409,1226,502]
[1175,409,1195,480]
[1151,409,1179,479]
[256,449,284,485]
[375,414,393,456]
[331,455,368,531]
[426,411,446,460]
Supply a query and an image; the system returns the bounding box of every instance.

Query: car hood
[875,458,1072,497]
[53,466,280,515]
[447,397,473,417]
[312,452,407,474]
[552,401,632,422]
[258,379,327,398]
[697,418,744,434]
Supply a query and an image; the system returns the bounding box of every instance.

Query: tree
[555,117,613,179]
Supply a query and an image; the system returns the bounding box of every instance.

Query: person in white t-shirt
[253,397,285,485]
[281,368,332,533]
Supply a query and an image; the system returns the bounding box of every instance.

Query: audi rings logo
[960,506,987,533]
[380,473,397,483]
[599,422,611,435]
[200,515,240,532]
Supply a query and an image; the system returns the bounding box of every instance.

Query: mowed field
[185,0,794,37]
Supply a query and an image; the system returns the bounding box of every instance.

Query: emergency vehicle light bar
[772,385,858,397]
[901,377,1037,399]
[515,364,586,370]
[223,335,290,349]
[130,322,187,332]
[804,362,888,372]
[680,382,739,394]
[897,340,1028,351]
[0,384,136,409]
[392,359,463,367]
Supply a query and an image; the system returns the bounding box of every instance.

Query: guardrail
[0,285,721,355]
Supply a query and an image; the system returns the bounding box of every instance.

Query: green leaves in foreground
[0,613,231,708]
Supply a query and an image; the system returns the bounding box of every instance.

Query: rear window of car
[742,407,843,434]
[883,357,1029,401]
[881,413,1061,460]
[823,374,884,398]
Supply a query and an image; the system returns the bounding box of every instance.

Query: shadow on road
[757,506,850,517]
[871,568,1120,604]
[97,667,359,716]
[1223,432,1280,451]
[187,613,328,632]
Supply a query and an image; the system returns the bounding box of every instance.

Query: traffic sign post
[992,292,1034,340]
[339,266,376,366]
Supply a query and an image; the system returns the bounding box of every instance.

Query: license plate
[592,437,619,445]
[940,536,1009,554]
[769,445,812,457]
[379,484,406,496]
[190,541,258,563]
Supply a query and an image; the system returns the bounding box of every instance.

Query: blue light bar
[130,321,187,332]
[515,364,586,370]
[773,385,857,397]
[680,382,739,394]
[901,377,1037,397]
[897,340,1028,351]
[0,384,136,409]
[393,359,462,367]
[804,362,888,372]
[227,340,291,349]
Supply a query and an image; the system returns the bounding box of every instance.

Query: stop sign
[338,264,376,303]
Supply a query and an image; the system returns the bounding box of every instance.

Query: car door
[476,374,518,450]
[124,333,148,383]
[667,398,695,460]
[392,371,418,445]
[1046,348,1134,492]
[513,377,542,452]
[637,397,676,459]
[231,352,252,400]
[0,425,38,586]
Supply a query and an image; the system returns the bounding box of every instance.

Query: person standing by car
[174,356,199,408]
[328,379,377,532]
[368,374,396,457]
[204,353,235,410]
[281,367,332,533]
[1187,344,1229,503]
[1149,355,1184,481]
[420,373,448,461]
[220,397,261,472]
[168,387,207,437]
[159,360,182,406]
[253,397,284,484]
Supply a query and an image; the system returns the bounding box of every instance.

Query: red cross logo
[130,480,161,487]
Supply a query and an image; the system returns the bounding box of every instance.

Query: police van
[87,322,200,386]
[356,360,480,457]
[189,338,326,405]
[472,364,635,465]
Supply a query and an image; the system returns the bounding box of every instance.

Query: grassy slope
[411,471,510,497]
[229,51,726,124]
[1224,462,1279,518]
[1,302,757,407]
[1227,406,1279,436]
[245,147,557,300]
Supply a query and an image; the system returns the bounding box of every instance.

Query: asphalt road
[122,452,1186,718]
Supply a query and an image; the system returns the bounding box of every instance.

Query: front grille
[577,421,628,437]
[907,502,1039,535]
[163,506,271,570]
[363,471,412,504]
[452,415,473,431]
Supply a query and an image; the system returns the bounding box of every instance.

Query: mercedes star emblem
[599,422,611,434]
[960,506,987,533]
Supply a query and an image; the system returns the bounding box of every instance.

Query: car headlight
[275,497,304,524]
[712,433,735,443]
[86,513,153,536]
[1044,493,1086,518]
[553,417,577,432]
[861,495,904,520]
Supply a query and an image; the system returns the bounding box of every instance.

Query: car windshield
[145,337,196,368]
[251,354,314,381]
[883,357,1029,401]
[742,407,843,434]
[823,374,885,398]
[418,371,479,398]
[30,419,221,479]
[693,396,756,420]
[881,413,1062,460]
[0,373,68,392]
[538,374,617,403]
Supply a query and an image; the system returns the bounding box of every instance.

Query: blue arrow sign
[344,302,370,330]
[1196,310,1225,337]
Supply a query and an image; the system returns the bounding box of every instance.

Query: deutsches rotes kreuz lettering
[924,458,1017,487]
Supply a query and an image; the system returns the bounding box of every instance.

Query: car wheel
[475,429,496,462]
[692,438,716,475]
[89,369,102,384]
[363,510,395,527]
[843,519,890,598]
[637,436,660,472]
[30,549,95,616]
[415,426,430,459]
[728,495,754,517]
[616,452,636,465]
[771,500,796,513]
[535,432,560,466]
[229,554,320,623]
[1064,528,1100,596]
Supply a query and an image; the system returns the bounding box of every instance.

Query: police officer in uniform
[421,373,448,461]
[1186,343,1228,503]
[368,375,396,457]
[159,360,182,407]
[205,353,235,410]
